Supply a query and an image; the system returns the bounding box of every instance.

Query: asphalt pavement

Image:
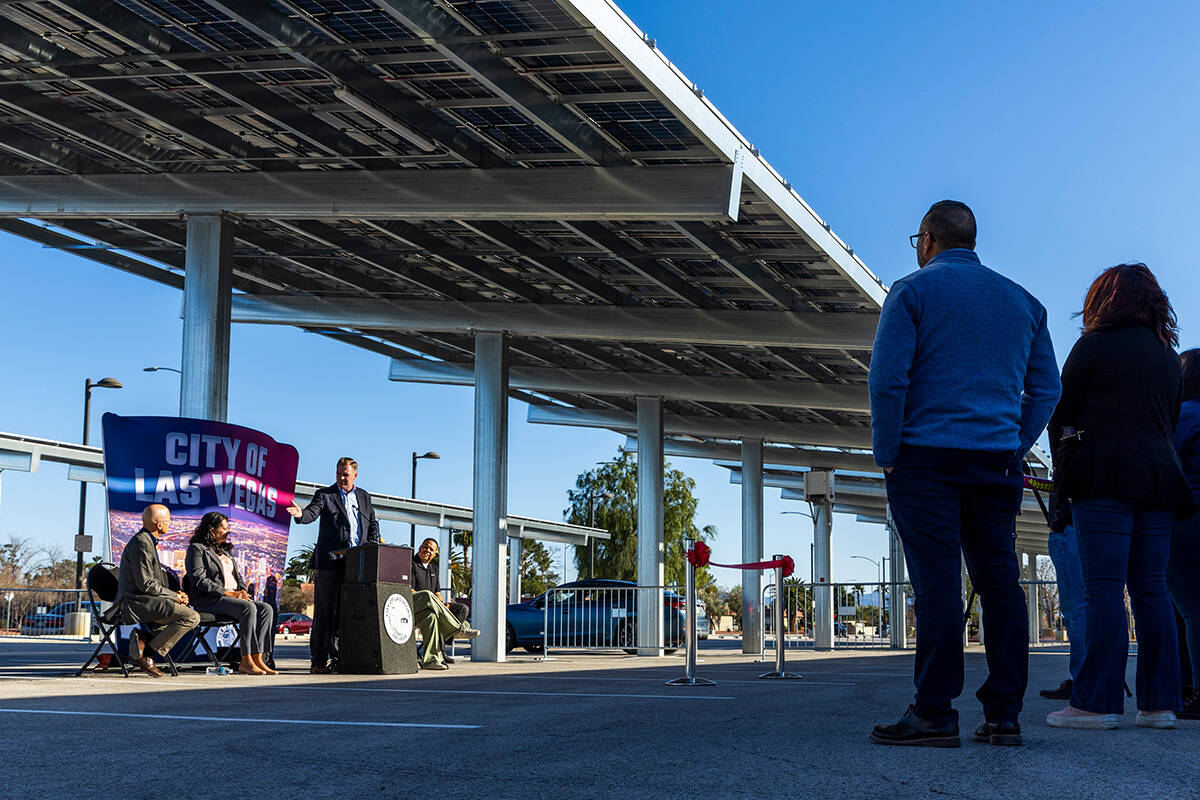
[0,636,1196,800]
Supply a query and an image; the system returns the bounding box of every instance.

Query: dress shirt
[341,487,361,547]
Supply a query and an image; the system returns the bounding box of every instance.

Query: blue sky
[3,0,1199,587]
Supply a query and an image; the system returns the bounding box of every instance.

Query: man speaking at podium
[287,457,379,673]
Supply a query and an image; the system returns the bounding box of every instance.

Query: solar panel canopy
[0,0,892,465]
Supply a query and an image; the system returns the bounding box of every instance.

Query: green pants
[413,590,462,666]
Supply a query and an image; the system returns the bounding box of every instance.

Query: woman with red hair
[1047,263,1195,730]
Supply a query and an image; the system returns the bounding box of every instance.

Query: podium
[338,543,419,674]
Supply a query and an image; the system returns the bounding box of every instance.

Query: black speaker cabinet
[345,543,412,585]
[338,581,419,674]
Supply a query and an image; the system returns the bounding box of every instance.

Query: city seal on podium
[382,593,414,645]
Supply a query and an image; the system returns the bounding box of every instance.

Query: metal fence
[0,588,91,639]
[757,578,1133,651]
[763,581,911,650]
[537,584,687,656]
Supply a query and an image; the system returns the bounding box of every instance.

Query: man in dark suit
[286,457,379,673]
[114,504,200,677]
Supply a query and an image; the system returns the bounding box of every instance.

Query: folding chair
[175,574,243,671]
[76,563,178,677]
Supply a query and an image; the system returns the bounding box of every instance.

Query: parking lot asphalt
[1,637,1196,800]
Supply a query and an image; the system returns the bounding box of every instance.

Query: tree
[514,539,558,600]
[0,537,40,586]
[564,448,717,589]
[279,582,312,614]
[724,584,743,631]
[284,544,314,584]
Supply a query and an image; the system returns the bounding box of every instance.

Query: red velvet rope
[687,542,793,577]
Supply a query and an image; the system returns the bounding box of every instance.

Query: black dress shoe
[444,655,456,665]
[310,663,331,674]
[1179,692,1200,721]
[1039,678,1073,700]
[870,705,960,747]
[972,719,1023,746]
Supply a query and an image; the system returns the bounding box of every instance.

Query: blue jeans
[1071,498,1181,713]
[1167,514,1200,688]
[1047,524,1087,680]
[885,446,1028,724]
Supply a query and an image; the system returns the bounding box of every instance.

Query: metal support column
[508,535,522,602]
[741,437,764,655]
[1026,552,1039,645]
[636,396,664,656]
[809,470,834,651]
[471,332,508,662]
[437,527,452,596]
[180,214,233,421]
[887,509,907,649]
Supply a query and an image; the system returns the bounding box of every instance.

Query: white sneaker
[1135,710,1176,729]
[1046,707,1119,729]
[456,625,481,640]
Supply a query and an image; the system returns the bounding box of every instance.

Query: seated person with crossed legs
[186,511,278,676]
[411,537,477,670]
[115,504,200,678]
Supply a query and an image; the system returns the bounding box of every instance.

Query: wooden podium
[338,544,419,674]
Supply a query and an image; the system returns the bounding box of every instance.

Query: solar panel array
[0,0,887,449]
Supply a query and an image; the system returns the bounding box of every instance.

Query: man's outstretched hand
[286,502,303,519]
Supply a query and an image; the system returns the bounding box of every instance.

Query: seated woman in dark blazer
[185,511,277,675]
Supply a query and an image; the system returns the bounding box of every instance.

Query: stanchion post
[760,555,801,680]
[667,539,715,686]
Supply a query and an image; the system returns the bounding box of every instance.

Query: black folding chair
[176,574,243,670]
[76,563,178,677]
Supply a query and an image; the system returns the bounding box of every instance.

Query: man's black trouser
[886,445,1028,724]
[311,565,344,667]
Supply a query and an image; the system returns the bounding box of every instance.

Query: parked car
[696,601,710,640]
[276,612,312,636]
[506,579,686,654]
[19,601,95,636]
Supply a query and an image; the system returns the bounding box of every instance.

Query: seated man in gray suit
[115,504,200,677]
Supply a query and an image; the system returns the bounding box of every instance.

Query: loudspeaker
[338,581,419,674]
[345,543,412,585]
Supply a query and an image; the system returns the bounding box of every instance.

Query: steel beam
[232,295,879,350]
[55,0,383,166]
[526,404,873,449]
[180,214,233,421]
[0,165,743,220]
[390,359,868,413]
[741,438,764,656]
[636,397,665,656]
[208,0,500,168]
[812,477,834,651]
[627,437,878,473]
[373,0,619,166]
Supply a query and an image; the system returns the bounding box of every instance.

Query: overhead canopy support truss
[231,296,879,350]
[0,165,744,221]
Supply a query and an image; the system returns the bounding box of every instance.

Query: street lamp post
[570,488,611,579]
[77,377,122,588]
[410,451,440,548]
[851,554,883,636]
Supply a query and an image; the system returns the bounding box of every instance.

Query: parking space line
[287,686,734,701]
[492,674,856,687]
[0,708,479,729]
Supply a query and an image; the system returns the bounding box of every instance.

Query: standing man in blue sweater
[868,200,1060,748]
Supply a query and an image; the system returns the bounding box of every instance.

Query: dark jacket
[185,541,246,606]
[1049,324,1196,517]
[114,529,178,624]
[1174,398,1200,501]
[295,484,380,570]
[411,557,439,594]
